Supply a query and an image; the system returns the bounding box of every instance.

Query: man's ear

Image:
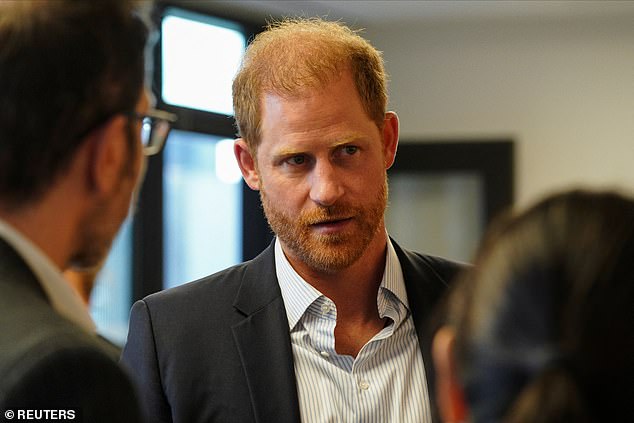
[86,115,128,195]
[432,326,468,423]
[234,138,260,191]
[382,111,399,169]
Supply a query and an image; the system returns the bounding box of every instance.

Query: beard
[69,195,126,270]
[261,177,388,273]
[69,126,143,270]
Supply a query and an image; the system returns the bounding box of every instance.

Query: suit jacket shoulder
[392,238,465,307]
[122,243,300,423]
[0,240,141,422]
[1,335,141,423]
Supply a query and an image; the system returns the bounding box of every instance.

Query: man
[122,18,463,423]
[0,1,173,420]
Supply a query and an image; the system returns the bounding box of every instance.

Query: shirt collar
[275,239,321,330]
[0,218,96,333]
[275,236,411,331]
[381,236,410,310]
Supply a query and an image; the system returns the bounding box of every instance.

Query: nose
[309,160,344,207]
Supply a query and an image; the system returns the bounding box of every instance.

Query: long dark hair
[446,190,634,422]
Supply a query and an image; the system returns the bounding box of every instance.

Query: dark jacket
[0,239,141,422]
[121,239,464,423]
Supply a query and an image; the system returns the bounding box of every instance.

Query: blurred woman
[433,189,634,423]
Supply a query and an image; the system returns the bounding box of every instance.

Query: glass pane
[161,9,246,115]
[386,173,484,262]
[90,218,133,346]
[163,129,243,289]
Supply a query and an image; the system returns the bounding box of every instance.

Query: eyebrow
[329,135,366,149]
[273,134,367,158]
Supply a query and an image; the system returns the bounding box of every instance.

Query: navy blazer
[121,240,463,423]
[0,239,141,422]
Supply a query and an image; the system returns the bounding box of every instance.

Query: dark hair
[0,0,149,206]
[446,190,634,422]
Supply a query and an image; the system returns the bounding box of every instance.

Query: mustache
[299,204,356,225]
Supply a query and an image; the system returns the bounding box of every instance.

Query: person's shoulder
[143,244,275,306]
[143,260,248,305]
[1,337,140,421]
[0,312,115,376]
[392,240,470,285]
[0,316,139,420]
[0,286,110,372]
[417,253,468,276]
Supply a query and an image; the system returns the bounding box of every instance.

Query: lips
[309,217,354,234]
[310,217,352,226]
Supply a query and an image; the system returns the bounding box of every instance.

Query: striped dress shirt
[275,238,432,423]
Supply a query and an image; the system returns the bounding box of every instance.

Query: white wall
[364,16,634,206]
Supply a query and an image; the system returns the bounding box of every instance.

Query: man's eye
[287,155,305,165]
[344,146,358,155]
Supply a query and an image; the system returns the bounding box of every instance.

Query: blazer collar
[232,240,281,315]
[231,238,449,423]
[231,240,301,423]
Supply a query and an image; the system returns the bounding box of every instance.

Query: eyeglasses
[127,109,177,156]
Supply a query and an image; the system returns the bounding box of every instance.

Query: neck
[282,227,391,357]
[284,226,389,320]
[0,192,83,272]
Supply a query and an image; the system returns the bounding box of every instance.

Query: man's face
[255,70,394,274]
[70,90,149,269]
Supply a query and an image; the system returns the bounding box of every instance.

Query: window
[90,6,269,344]
[163,131,242,289]
[90,220,133,345]
[161,9,245,115]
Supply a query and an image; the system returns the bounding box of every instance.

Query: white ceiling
[185,0,634,26]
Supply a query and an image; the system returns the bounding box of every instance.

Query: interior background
[186,0,634,206]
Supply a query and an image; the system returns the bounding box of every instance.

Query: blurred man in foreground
[0,1,173,419]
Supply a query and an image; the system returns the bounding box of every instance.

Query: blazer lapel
[231,243,301,423]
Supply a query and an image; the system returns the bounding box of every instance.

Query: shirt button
[320,351,330,358]
[321,304,330,314]
[358,380,369,391]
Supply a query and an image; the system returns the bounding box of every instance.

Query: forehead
[258,95,379,158]
[260,72,375,134]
